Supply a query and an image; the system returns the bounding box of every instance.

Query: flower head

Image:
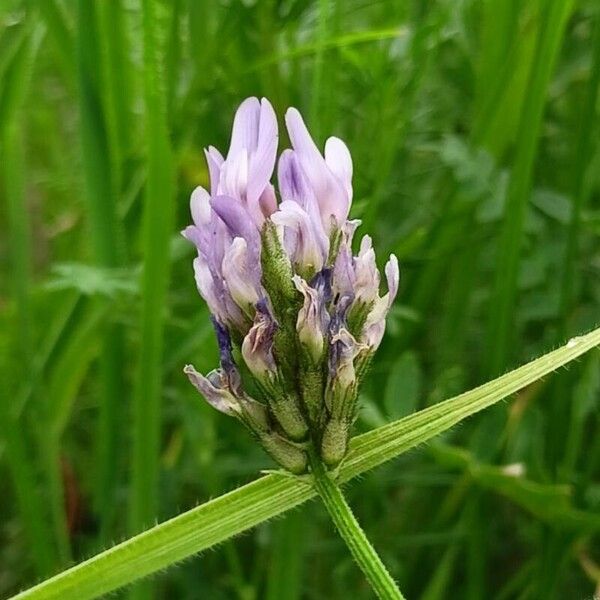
[184,98,399,472]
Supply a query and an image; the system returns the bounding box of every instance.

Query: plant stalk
[309,451,405,600]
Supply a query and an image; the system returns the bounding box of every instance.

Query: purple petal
[278,149,313,207]
[246,98,278,208]
[285,107,350,228]
[309,267,333,304]
[285,108,330,202]
[210,195,261,263]
[328,327,359,382]
[211,316,236,376]
[182,224,203,249]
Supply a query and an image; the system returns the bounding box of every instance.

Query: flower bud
[321,418,350,469]
[360,254,400,352]
[184,364,240,417]
[326,326,364,422]
[353,236,379,304]
[241,299,278,378]
[241,300,309,442]
[292,275,330,363]
[258,432,308,475]
[184,364,269,434]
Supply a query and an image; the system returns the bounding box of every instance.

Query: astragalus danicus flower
[184,97,399,473]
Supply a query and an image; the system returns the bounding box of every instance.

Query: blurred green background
[1,0,600,598]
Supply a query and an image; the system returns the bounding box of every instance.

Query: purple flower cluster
[184,97,399,473]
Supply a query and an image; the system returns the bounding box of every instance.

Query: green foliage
[1,1,600,599]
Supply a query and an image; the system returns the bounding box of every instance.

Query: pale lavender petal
[217,98,279,227]
[219,149,249,204]
[359,256,399,351]
[204,146,224,195]
[285,108,331,208]
[325,136,353,201]
[246,98,278,208]
[192,248,247,332]
[384,254,400,307]
[192,256,221,315]
[285,108,325,173]
[360,297,388,351]
[278,149,328,261]
[271,200,328,272]
[222,237,261,313]
[183,187,213,256]
[227,97,261,160]
[185,185,232,273]
[285,107,350,228]
[332,244,354,299]
[190,186,212,226]
[353,235,380,306]
[332,220,361,299]
[317,177,349,229]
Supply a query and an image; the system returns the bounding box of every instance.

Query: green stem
[309,452,405,600]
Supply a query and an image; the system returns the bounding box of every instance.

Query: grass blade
[485,0,574,376]
[76,0,126,544]
[558,10,600,335]
[265,512,306,600]
[129,0,176,554]
[0,18,59,576]
[11,326,600,600]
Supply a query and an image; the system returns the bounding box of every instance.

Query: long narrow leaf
[1,21,59,576]
[485,0,574,375]
[129,0,176,567]
[12,327,600,600]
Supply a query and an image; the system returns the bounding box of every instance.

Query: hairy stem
[309,451,405,600]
